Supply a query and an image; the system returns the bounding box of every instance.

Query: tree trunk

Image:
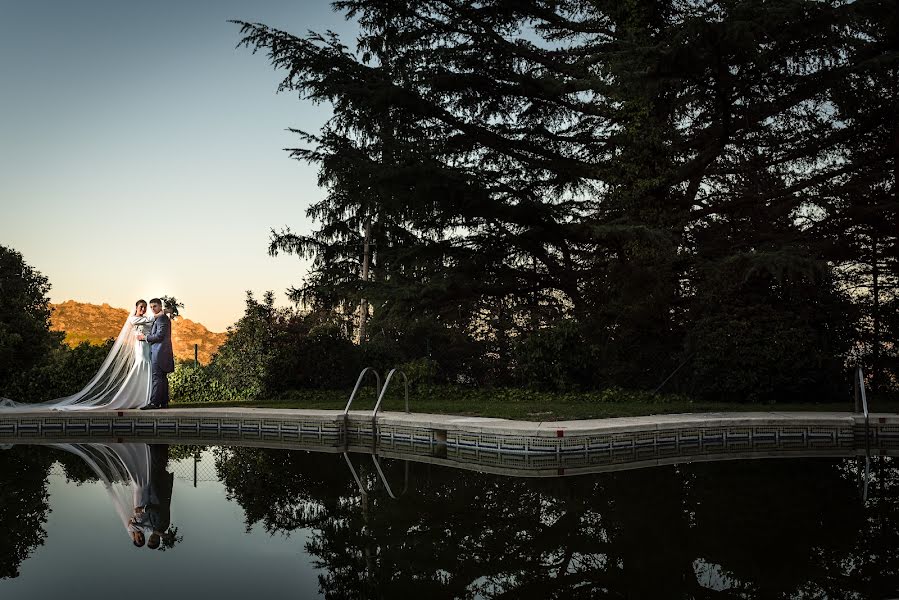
[872,233,880,393]
[358,214,372,344]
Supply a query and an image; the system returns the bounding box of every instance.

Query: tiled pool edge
[2,409,896,477]
[1,408,896,450]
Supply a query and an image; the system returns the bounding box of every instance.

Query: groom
[138,298,174,409]
[144,444,174,549]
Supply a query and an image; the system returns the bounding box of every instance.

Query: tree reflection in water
[1,444,896,597]
[0,445,109,578]
[0,447,53,579]
[214,448,899,599]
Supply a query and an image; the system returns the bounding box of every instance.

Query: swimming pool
[0,442,896,598]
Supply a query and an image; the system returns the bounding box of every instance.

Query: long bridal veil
[0,317,146,410]
[50,443,152,538]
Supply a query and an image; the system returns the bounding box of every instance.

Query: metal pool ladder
[372,368,410,418]
[343,367,411,448]
[343,367,410,418]
[854,364,869,425]
[343,367,382,416]
[854,364,872,498]
[341,366,412,499]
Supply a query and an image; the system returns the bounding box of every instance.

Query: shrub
[396,357,439,388]
[512,320,594,391]
[170,362,244,403]
[6,340,112,403]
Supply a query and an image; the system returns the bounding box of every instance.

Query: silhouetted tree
[0,447,53,579]
[0,245,64,399]
[234,0,896,398]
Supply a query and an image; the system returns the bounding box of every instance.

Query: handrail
[854,365,869,420]
[344,367,381,415]
[371,455,396,499]
[372,368,409,419]
[861,456,871,503]
[854,365,871,456]
[342,452,406,500]
[342,452,367,497]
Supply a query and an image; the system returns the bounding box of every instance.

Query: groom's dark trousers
[147,313,175,407]
[151,362,170,407]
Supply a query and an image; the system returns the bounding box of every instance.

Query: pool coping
[1,407,895,442]
[2,408,896,477]
[0,406,894,427]
[0,406,890,429]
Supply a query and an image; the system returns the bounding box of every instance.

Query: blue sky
[0,1,360,330]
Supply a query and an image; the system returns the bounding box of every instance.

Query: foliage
[211,447,899,598]
[170,361,241,403]
[167,445,207,462]
[688,308,845,403]
[686,247,854,402]
[0,446,53,579]
[395,357,438,389]
[512,320,594,391]
[206,291,284,400]
[0,245,64,399]
[7,0,897,405]
[9,340,116,403]
[159,295,184,319]
[0,246,121,403]
[270,317,361,390]
[816,4,899,394]
[174,292,364,402]
[232,0,898,401]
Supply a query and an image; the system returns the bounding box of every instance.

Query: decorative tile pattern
[371,423,436,453]
[0,413,344,446]
[0,411,891,476]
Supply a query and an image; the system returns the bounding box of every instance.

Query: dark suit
[132,445,174,536]
[146,313,175,407]
[145,444,174,534]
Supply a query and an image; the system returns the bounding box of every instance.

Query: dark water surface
[0,444,896,599]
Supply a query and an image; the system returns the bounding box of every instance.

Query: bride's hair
[135,299,147,308]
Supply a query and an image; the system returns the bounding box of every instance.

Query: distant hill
[49,300,228,365]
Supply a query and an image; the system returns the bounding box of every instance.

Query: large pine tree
[234,0,897,397]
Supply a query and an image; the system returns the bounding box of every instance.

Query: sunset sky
[0,1,359,331]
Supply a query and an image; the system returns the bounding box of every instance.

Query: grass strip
[171,386,898,421]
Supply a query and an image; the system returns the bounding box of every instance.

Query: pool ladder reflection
[342,452,410,500]
[854,364,869,425]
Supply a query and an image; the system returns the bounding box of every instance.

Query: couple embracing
[1,296,176,411]
[131,298,175,410]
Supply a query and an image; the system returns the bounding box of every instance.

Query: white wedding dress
[0,314,155,411]
[48,443,154,541]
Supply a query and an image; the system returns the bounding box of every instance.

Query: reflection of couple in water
[51,442,177,550]
[128,445,175,549]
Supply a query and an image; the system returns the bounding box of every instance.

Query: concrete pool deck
[0,407,895,446]
[0,406,896,433]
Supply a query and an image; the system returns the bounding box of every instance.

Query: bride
[0,299,156,411]
[45,442,176,548]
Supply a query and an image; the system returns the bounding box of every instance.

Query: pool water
[0,444,896,599]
